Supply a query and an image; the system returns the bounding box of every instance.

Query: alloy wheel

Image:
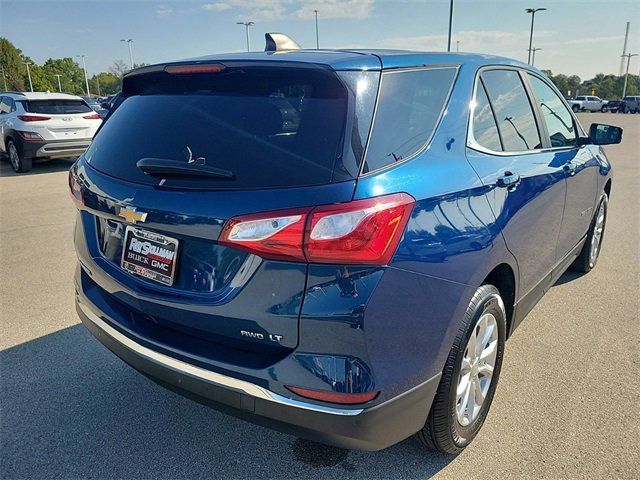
[8,143,20,171]
[589,200,606,267]
[455,312,498,427]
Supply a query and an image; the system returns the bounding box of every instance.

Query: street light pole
[236,21,255,52]
[525,7,546,64]
[531,47,542,66]
[120,39,134,69]
[23,62,33,92]
[76,55,90,97]
[54,74,62,92]
[314,10,319,49]
[621,53,638,98]
[447,0,454,52]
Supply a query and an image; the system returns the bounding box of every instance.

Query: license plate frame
[121,226,179,286]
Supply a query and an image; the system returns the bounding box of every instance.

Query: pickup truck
[568,95,608,113]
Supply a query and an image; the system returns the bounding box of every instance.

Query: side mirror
[589,123,623,145]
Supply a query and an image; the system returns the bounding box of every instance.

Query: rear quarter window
[362,67,457,174]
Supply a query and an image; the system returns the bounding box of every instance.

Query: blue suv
[71,44,621,453]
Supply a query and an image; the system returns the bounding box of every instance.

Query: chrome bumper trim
[78,301,364,416]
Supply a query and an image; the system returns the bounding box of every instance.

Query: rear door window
[85,66,364,190]
[362,67,457,173]
[481,69,542,152]
[472,82,503,152]
[527,74,577,148]
[26,100,92,114]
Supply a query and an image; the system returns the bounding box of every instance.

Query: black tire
[611,109,618,114]
[572,105,580,113]
[415,284,506,454]
[7,139,32,173]
[600,106,607,113]
[621,105,628,114]
[571,193,608,273]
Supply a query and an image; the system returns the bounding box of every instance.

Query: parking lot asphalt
[1,113,638,479]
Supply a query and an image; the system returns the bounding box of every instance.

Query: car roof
[133,49,531,73]
[1,91,84,101]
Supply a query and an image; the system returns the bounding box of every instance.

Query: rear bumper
[21,138,92,159]
[75,292,440,451]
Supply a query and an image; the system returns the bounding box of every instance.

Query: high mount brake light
[218,193,415,265]
[17,115,50,122]
[164,64,226,75]
[83,113,102,119]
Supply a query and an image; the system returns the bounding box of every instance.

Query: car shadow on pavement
[0,325,454,479]
[0,158,74,177]
[553,269,584,286]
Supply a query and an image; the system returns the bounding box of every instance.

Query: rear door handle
[496,171,520,188]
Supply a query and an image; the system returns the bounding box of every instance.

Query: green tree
[89,71,121,96]
[41,57,85,94]
[0,37,26,90]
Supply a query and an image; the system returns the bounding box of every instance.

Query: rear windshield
[26,100,92,114]
[86,66,375,190]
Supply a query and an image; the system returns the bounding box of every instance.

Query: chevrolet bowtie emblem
[118,207,148,224]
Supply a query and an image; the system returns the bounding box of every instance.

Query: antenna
[264,33,301,52]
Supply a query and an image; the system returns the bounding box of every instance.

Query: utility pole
[0,65,7,91]
[525,7,546,64]
[531,47,542,66]
[618,21,630,76]
[76,55,90,97]
[621,53,638,98]
[236,21,255,52]
[120,39,134,69]
[23,62,33,92]
[314,10,319,49]
[447,0,454,52]
[54,74,62,92]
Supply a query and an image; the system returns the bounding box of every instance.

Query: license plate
[121,226,179,286]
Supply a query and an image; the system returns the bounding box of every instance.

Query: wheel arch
[482,263,516,338]
[604,178,612,198]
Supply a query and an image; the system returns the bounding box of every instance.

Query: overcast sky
[2,0,639,79]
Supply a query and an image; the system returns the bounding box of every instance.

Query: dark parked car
[620,95,640,113]
[603,99,621,113]
[70,43,620,454]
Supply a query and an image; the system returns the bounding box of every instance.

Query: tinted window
[26,100,92,114]
[528,74,576,148]
[86,67,358,189]
[362,67,457,173]
[472,82,502,151]
[0,97,8,114]
[481,70,541,152]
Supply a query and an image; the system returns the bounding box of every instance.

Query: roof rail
[264,33,301,52]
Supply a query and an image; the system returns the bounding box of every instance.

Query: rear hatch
[23,99,100,140]
[75,61,379,358]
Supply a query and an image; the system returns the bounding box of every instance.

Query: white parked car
[0,92,102,173]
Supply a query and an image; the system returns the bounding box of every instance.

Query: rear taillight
[219,208,310,262]
[285,385,379,405]
[82,113,101,119]
[17,115,50,122]
[68,169,83,208]
[218,193,415,265]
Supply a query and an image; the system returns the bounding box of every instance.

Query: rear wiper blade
[136,158,235,179]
